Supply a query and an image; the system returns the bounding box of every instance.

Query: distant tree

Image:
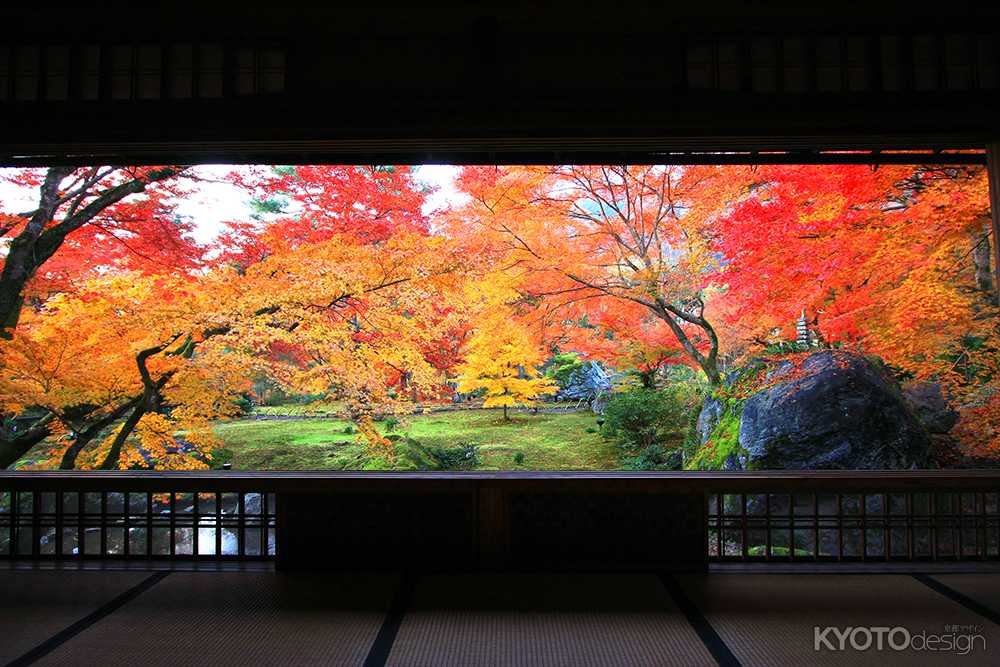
[456,316,556,420]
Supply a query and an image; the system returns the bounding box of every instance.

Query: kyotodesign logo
[814,625,987,655]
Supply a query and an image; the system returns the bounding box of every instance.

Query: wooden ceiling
[2,3,999,165]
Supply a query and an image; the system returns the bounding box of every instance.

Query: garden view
[0,163,997,472]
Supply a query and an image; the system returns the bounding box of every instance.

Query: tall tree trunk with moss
[987,144,1000,307]
[973,222,994,295]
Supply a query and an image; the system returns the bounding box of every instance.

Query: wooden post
[477,485,508,569]
[986,143,1000,306]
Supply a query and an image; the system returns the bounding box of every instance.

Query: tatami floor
[1,567,999,666]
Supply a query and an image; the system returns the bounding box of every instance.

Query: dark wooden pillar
[476,484,509,569]
[986,143,1000,306]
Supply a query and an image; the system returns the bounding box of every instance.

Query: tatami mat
[29,572,396,667]
[932,573,1000,617]
[678,573,1000,666]
[385,573,713,667]
[7,570,1000,667]
[0,570,151,665]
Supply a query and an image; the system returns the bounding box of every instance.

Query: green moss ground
[211,409,619,470]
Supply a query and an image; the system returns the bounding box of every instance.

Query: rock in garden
[903,381,959,434]
[696,350,930,470]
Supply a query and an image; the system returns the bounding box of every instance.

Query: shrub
[383,416,401,432]
[427,443,481,470]
[392,438,439,470]
[513,451,525,465]
[231,394,254,415]
[544,352,585,388]
[342,425,355,435]
[209,448,234,470]
[361,456,392,471]
[621,444,683,471]
[601,388,692,453]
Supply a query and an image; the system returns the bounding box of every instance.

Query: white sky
[0,164,468,246]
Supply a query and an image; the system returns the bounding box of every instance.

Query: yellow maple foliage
[0,272,251,469]
[214,232,473,457]
[456,313,556,420]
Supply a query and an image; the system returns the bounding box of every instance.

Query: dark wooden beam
[988,142,1000,305]
[2,469,999,492]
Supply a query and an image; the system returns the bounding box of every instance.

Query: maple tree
[0,163,447,468]
[447,165,743,385]
[0,227,471,468]
[215,165,430,271]
[204,165,472,460]
[0,165,232,466]
[456,313,557,420]
[0,166,197,334]
[0,272,248,469]
[708,165,993,365]
[214,231,471,459]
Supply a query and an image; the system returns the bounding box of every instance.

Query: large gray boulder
[903,381,958,434]
[698,350,931,470]
[557,361,617,414]
[696,394,725,447]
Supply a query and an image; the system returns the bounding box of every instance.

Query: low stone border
[246,404,592,421]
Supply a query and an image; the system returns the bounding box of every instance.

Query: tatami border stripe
[659,572,742,667]
[5,571,170,667]
[363,571,416,667]
[912,573,1000,627]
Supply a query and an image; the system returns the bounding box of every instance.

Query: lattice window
[708,491,1000,561]
[0,42,286,102]
[0,490,276,559]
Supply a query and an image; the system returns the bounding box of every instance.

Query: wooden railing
[1,470,998,569]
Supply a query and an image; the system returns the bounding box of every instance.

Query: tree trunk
[650,303,722,385]
[58,330,220,470]
[59,396,143,469]
[973,222,994,294]
[0,168,72,336]
[986,143,1000,306]
[0,439,32,469]
[562,273,723,386]
[638,367,657,389]
[0,166,186,337]
[503,404,509,421]
[0,295,25,332]
[0,418,53,468]
[96,368,174,470]
[59,431,99,470]
[98,401,148,470]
